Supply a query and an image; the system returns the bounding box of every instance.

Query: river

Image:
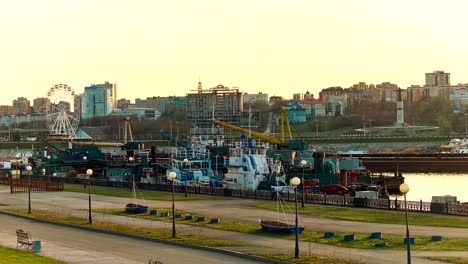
[400,173,468,203]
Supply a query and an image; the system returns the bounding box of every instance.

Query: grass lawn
[4,209,247,248]
[0,210,366,264]
[253,253,364,264]
[65,184,220,201]
[0,245,66,264]
[95,208,468,251]
[250,203,468,228]
[426,257,468,264]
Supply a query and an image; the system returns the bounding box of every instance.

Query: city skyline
[1,0,467,105]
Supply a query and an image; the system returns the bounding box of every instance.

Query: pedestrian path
[1,186,468,264]
[0,229,141,264]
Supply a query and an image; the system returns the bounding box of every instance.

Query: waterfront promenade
[0,186,467,263]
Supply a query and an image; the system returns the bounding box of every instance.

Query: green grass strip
[252,253,364,264]
[250,203,468,228]
[65,184,220,201]
[426,257,468,264]
[0,245,66,264]
[4,209,247,247]
[96,208,468,251]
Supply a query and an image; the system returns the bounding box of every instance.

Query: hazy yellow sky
[1,0,467,105]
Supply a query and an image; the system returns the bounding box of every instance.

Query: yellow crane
[213,107,305,150]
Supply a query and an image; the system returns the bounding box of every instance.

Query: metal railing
[39,177,468,217]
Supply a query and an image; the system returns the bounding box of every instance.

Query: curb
[0,210,290,264]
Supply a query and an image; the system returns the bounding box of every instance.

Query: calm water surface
[401,173,468,203]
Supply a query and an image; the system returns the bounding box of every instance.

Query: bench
[16,229,33,250]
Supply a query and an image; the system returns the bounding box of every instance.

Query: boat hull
[260,219,304,234]
[125,203,148,214]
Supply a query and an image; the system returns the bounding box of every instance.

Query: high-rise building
[187,84,243,128]
[81,81,115,119]
[425,70,450,87]
[12,97,31,115]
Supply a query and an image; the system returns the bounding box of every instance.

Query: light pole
[169,171,177,238]
[47,155,51,182]
[83,156,88,188]
[290,176,301,258]
[400,183,411,264]
[26,165,32,214]
[183,158,189,197]
[86,168,93,224]
[15,154,21,178]
[300,160,306,208]
[129,157,134,191]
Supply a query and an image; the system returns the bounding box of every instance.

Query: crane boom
[212,107,294,146]
[212,119,284,144]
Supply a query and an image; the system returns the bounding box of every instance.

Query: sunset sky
[1,0,467,105]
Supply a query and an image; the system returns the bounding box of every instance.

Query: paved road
[1,186,468,264]
[0,213,266,264]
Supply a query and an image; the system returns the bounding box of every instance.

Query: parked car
[321,184,348,195]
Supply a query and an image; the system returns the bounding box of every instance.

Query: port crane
[212,107,305,151]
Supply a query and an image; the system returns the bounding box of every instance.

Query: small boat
[125,170,148,214]
[125,203,148,214]
[259,219,304,234]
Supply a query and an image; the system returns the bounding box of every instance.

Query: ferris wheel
[46,84,80,139]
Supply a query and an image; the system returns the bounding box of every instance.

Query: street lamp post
[26,165,32,214]
[15,154,21,178]
[290,176,301,258]
[47,155,51,182]
[169,171,177,238]
[183,158,189,197]
[129,157,134,191]
[87,169,93,224]
[83,156,88,188]
[400,183,411,264]
[300,160,306,208]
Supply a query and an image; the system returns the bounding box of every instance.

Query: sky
[1,0,468,105]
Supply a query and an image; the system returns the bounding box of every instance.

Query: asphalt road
[0,213,266,264]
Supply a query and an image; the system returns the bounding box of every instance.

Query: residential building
[426,70,450,87]
[0,106,13,116]
[135,97,165,111]
[376,82,399,102]
[117,99,131,110]
[164,96,187,113]
[111,108,162,120]
[81,81,115,119]
[269,96,285,105]
[32,97,51,114]
[243,92,268,104]
[407,85,425,103]
[12,97,31,115]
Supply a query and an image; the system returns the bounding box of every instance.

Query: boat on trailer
[125,172,148,214]
[259,219,304,234]
[125,203,148,214]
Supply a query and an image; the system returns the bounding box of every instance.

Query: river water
[400,173,468,203]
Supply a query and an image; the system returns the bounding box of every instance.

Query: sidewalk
[0,229,141,264]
